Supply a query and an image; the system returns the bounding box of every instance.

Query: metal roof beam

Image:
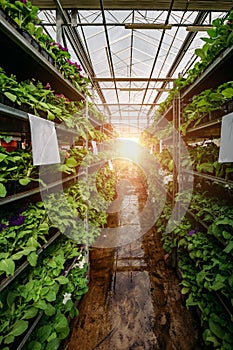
[147,11,209,115]
[93,77,176,82]
[31,1,233,12]
[99,0,121,118]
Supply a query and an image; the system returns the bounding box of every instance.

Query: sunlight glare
[117,137,140,161]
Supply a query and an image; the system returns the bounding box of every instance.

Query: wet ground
[64,171,204,350]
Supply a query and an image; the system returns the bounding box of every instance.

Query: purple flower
[58,44,68,52]
[188,229,196,236]
[75,62,82,71]
[19,0,27,3]
[0,223,7,232]
[9,215,26,226]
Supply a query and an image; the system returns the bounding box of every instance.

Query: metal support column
[84,97,90,280]
[171,90,181,268]
[56,10,63,44]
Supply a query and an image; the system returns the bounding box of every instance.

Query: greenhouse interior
[1,0,233,349]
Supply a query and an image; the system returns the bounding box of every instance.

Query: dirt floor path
[64,173,204,350]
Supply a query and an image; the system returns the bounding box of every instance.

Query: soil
[63,170,205,350]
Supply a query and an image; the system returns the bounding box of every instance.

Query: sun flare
[117,137,140,160]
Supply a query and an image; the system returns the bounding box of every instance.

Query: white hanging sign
[218,112,233,163]
[108,159,113,170]
[159,140,163,153]
[28,114,61,165]
[91,140,98,155]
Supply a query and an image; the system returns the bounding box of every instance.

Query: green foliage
[0,237,88,349]
[182,142,233,182]
[157,190,233,349]
[155,10,233,118]
[0,1,90,95]
[0,147,41,197]
[0,67,85,125]
[0,0,39,28]
[0,202,50,277]
[180,81,233,134]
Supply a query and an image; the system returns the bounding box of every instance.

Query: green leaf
[27,236,39,249]
[19,178,31,186]
[206,28,217,38]
[203,329,220,347]
[12,247,36,261]
[196,162,214,174]
[37,325,53,343]
[211,279,225,291]
[223,241,233,254]
[23,307,38,319]
[65,157,78,167]
[39,101,50,109]
[47,331,57,343]
[44,303,56,317]
[45,290,57,302]
[8,319,28,337]
[34,300,47,310]
[195,47,207,61]
[27,341,42,350]
[54,314,69,339]
[221,87,233,99]
[181,287,190,294]
[0,135,13,143]
[4,334,15,345]
[7,291,18,308]
[69,306,79,318]
[209,316,225,339]
[45,337,60,350]
[0,153,7,162]
[55,276,69,285]
[0,258,15,276]
[27,251,38,266]
[47,110,55,120]
[0,183,7,197]
[4,92,17,103]
[228,274,233,289]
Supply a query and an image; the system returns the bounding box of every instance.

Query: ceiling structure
[32,0,233,137]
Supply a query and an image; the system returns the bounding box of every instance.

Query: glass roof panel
[38,7,229,136]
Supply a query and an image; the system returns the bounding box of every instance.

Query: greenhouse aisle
[64,172,203,350]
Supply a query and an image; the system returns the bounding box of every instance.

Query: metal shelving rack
[0,9,92,349]
[0,12,85,101]
[152,35,233,330]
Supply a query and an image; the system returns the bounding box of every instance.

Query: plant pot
[39,48,55,66]
[20,29,40,51]
[47,54,55,65]
[0,8,18,30]
[224,100,233,114]
[20,29,33,43]
[0,93,15,108]
[0,8,8,20]
[37,109,48,119]
[31,39,40,51]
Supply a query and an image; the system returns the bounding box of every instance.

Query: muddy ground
[62,172,205,350]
